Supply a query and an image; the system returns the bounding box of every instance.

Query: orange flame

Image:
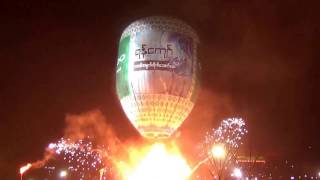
[19,163,32,175]
[117,143,191,180]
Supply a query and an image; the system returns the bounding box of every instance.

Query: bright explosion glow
[118,143,191,180]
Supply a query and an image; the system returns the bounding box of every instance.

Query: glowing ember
[20,163,32,174]
[118,143,191,180]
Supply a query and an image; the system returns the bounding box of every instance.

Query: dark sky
[1,0,319,179]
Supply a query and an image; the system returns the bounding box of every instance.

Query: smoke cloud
[64,110,121,153]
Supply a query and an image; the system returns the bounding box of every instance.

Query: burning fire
[117,143,191,180]
[20,163,32,175]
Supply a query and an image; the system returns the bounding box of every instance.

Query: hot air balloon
[116,16,200,139]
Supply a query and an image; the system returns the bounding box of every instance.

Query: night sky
[1,0,319,179]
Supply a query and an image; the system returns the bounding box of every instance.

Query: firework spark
[199,118,248,179]
[48,138,107,179]
[19,111,120,179]
[204,118,247,149]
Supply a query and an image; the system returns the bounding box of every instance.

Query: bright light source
[59,170,67,178]
[19,163,32,174]
[232,168,242,178]
[211,144,226,159]
[48,143,55,149]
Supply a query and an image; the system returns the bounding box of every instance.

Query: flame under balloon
[117,143,191,180]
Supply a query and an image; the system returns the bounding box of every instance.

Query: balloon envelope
[116,16,200,139]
